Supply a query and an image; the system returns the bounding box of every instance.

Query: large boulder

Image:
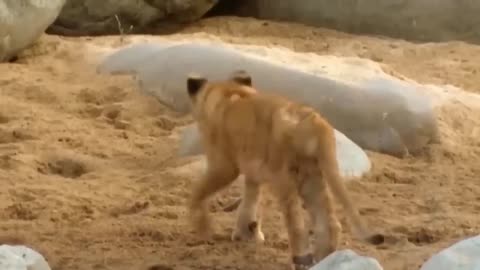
[235,0,480,44]
[46,0,218,36]
[97,42,439,158]
[0,0,66,62]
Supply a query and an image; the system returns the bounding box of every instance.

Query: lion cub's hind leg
[298,164,342,262]
[232,176,265,243]
[271,172,313,270]
[189,159,239,242]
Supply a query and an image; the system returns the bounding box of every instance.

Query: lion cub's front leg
[232,176,265,243]
[189,161,239,242]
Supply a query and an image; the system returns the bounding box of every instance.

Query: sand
[0,16,479,270]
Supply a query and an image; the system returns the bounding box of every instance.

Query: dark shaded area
[46,15,189,37]
[7,55,19,63]
[204,0,244,17]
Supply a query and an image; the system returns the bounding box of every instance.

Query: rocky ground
[0,16,479,270]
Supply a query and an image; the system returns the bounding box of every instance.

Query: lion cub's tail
[298,115,384,245]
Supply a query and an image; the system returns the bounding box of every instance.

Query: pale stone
[420,234,480,270]
[0,245,51,270]
[309,249,383,270]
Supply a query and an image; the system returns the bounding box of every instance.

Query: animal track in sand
[76,86,128,105]
[3,203,38,220]
[101,104,131,130]
[406,227,440,246]
[393,225,442,246]
[110,201,150,217]
[36,151,94,179]
[0,112,9,124]
[0,127,36,144]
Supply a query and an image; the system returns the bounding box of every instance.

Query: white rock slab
[419,234,480,270]
[0,245,51,270]
[309,249,383,270]
[97,42,439,158]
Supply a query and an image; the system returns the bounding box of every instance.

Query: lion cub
[186,70,383,270]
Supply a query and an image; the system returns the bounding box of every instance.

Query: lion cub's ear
[187,73,208,97]
[231,70,252,86]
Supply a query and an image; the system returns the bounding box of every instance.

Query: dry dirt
[1,16,480,270]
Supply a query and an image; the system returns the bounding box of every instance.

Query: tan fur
[186,70,383,269]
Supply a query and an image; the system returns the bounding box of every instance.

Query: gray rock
[47,0,217,36]
[0,0,66,62]
[420,234,480,270]
[235,0,480,44]
[0,245,51,270]
[97,42,439,157]
[309,249,383,270]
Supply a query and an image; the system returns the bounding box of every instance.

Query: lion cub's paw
[189,210,214,240]
[231,221,265,243]
[291,254,315,270]
[231,229,265,243]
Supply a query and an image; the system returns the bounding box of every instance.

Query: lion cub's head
[186,70,257,118]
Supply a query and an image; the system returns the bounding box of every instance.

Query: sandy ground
[0,16,479,270]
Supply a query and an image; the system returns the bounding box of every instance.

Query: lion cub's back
[222,93,301,173]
